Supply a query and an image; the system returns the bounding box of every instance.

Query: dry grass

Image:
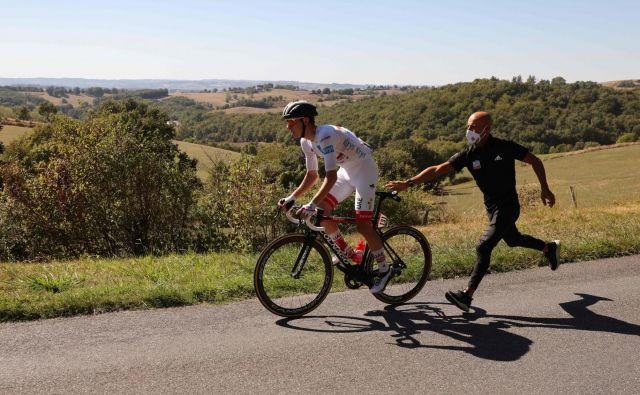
[223,106,275,114]
[0,125,33,145]
[29,92,94,107]
[438,143,640,218]
[601,79,640,89]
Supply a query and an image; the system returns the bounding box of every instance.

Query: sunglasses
[286,118,302,126]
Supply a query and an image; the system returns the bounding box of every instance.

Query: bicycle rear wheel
[254,234,334,317]
[372,225,431,304]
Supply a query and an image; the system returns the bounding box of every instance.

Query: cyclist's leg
[350,161,389,274]
[321,168,355,254]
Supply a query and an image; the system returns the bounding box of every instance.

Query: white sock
[372,248,388,272]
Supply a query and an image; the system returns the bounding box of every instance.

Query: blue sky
[1,0,638,85]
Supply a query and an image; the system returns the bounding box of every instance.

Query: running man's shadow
[486,293,640,337]
[277,293,639,362]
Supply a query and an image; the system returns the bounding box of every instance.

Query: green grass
[1,202,639,322]
[172,140,241,179]
[1,143,639,322]
[437,143,640,218]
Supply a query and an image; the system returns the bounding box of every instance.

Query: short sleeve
[448,150,468,172]
[316,130,337,172]
[508,141,529,161]
[301,139,318,171]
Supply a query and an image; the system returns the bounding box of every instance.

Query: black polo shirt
[448,136,529,211]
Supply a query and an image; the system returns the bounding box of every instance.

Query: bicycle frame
[285,191,403,286]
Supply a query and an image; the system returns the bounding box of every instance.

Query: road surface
[1,255,639,394]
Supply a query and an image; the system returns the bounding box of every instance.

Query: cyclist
[278,100,393,293]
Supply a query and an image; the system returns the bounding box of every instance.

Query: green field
[1,143,640,321]
[435,143,640,219]
[0,124,241,179]
[173,140,241,179]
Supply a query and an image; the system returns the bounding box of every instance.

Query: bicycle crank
[344,274,363,289]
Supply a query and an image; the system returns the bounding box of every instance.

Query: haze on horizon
[1,0,638,86]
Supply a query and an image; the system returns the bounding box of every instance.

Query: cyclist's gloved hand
[278,195,296,211]
[296,202,317,220]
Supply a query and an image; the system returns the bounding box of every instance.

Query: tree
[0,99,201,259]
[38,102,58,122]
[15,106,30,120]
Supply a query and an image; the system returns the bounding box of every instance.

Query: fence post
[569,186,577,208]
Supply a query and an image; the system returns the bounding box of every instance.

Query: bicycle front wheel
[254,234,334,317]
[373,225,432,305]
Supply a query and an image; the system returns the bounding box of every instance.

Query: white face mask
[466,129,481,145]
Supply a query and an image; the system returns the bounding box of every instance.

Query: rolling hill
[0,124,241,179]
[436,143,640,219]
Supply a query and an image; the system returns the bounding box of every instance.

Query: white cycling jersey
[301,125,374,172]
[300,125,378,218]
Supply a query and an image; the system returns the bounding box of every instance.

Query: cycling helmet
[282,101,318,119]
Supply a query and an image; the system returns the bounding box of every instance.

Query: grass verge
[1,202,640,322]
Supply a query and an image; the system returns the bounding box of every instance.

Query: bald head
[467,112,493,130]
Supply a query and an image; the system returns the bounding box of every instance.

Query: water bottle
[352,239,366,265]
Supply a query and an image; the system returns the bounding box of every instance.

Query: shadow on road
[276,293,639,362]
[485,293,640,337]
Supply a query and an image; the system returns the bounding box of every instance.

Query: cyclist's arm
[310,169,337,205]
[291,170,319,199]
[385,162,454,191]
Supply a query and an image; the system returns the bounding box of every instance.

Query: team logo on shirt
[320,145,335,154]
[494,155,503,161]
[472,160,481,170]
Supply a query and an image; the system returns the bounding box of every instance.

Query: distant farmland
[169,88,405,114]
[0,125,33,145]
[173,140,241,179]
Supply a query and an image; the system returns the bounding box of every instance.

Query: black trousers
[468,203,546,290]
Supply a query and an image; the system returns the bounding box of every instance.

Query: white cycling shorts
[323,160,378,221]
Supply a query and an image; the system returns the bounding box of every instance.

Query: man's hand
[385,180,410,192]
[296,202,317,220]
[278,195,296,211]
[541,188,555,207]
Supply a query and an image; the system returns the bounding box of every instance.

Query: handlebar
[279,190,401,233]
[284,206,325,232]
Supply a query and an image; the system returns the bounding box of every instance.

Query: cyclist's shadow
[365,303,532,362]
[276,303,531,362]
[277,293,640,362]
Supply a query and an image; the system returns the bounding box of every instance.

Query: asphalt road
[1,255,639,394]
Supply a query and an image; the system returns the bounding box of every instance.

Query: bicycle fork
[290,231,316,279]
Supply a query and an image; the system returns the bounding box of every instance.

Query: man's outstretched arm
[385,162,454,191]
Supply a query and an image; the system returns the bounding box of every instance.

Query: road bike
[254,191,432,317]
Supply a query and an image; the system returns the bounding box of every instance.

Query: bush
[376,187,434,226]
[0,99,200,260]
[202,156,288,252]
[616,132,637,144]
[549,144,573,154]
